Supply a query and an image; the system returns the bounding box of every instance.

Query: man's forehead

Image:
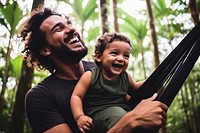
[40,15,65,30]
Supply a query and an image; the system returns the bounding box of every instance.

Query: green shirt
[83,67,130,117]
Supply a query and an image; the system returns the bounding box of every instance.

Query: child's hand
[77,115,93,133]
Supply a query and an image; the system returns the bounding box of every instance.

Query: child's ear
[40,47,51,56]
[95,51,102,62]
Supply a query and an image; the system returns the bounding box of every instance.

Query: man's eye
[54,27,62,32]
[67,20,72,25]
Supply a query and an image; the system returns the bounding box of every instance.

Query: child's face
[100,41,131,79]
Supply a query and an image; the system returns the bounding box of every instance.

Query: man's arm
[107,94,168,133]
[44,123,72,133]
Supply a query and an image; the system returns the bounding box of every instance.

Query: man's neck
[54,61,85,80]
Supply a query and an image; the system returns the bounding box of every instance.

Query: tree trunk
[189,0,199,25]
[9,61,34,133]
[146,0,162,132]
[145,0,160,68]
[181,84,193,133]
[188,1,199,132]
[138,40,147,79]
[99,0,109,34]
[31,0,45,13]
[0,37,12,115]
[112,0,118,32]
[188,76,199,133]
[9,0,44,132]
[0,1,17,114]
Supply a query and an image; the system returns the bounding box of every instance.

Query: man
[21,8,168,133]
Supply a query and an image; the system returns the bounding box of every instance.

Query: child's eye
[110,51,118,55]
[124,54,130,59]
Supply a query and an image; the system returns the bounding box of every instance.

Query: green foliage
[87,27,99,42]
[57,0,99,45]
[32,70,49,85]
[153,0,170,17]
[166,62,200,133]
[197,0,200,10]
[167,96,186,133]
[9,55,23,79]
[82,0,97,21]
[0,47,6,79]
[118,8,148,58]
[0,16,7,27]
[0,90,12,132]
[0,1,23,35]
[153,0,187,17]
[58,0,98,23]
[0,109,11,132]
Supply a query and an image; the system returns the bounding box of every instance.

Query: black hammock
[128,22,200,109]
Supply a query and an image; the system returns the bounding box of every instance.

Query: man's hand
[131,93,168,130]
[107,93,168,133]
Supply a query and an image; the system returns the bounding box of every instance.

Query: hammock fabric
[128,22,200,109]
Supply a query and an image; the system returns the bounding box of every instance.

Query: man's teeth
[68,37,79,44]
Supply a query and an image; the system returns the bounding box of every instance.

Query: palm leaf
[9,55,23,79]
[0,1,23,35]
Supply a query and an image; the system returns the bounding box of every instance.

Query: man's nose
[64,24,75,33]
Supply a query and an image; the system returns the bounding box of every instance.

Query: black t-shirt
[25,61,96,133]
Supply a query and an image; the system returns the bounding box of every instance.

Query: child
[70,32,144,133]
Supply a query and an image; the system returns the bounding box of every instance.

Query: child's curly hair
[94,32,132,66]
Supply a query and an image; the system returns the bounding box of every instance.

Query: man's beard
[50,43,88,63]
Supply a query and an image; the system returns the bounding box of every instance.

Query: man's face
[40,15,87,62]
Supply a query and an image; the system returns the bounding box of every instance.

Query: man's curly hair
[94,32,132,67]
[21,8,65,73]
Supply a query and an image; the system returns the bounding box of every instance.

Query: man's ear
[40,47,51,56]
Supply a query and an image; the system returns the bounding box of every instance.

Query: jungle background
[0,0,200,133]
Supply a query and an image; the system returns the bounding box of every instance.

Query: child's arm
[125,73,145,102]
[70,71,93,132]
[128,73,145,91]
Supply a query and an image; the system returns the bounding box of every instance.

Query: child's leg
[92,106,127,132]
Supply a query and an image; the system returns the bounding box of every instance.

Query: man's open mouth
[67,37,79,45]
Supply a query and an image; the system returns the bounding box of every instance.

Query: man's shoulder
[26,75,54,96]
[82,60,97,71]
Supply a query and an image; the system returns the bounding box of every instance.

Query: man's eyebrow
[51,22,62,32]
